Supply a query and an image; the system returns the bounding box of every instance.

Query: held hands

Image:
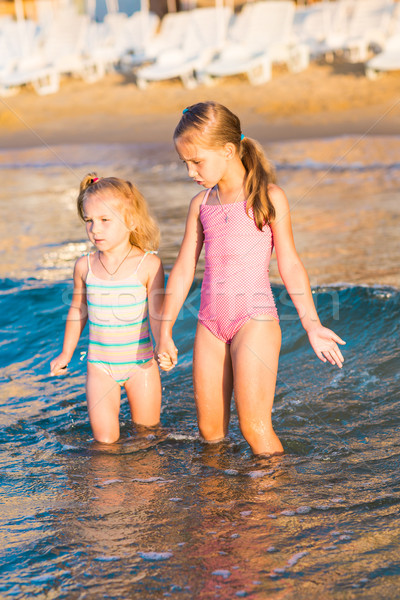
[50,353,70,376]
[307,326,346,368]
[156,336,178,372]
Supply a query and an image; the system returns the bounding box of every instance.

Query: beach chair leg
[365,66,380,80]
[136,76,148,90]
[32,72,60,95]
[80,61,105,84]
[346,43,368,63]
[288,45,310,73]
[181,71,197,89]
[198,72,216,87]
[247,59,271,86]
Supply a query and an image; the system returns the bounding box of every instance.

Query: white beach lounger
[0,62,59,96]
[292,4,333,59]
[124,11,160,56]
[134,6,232,88]
[122,10,191,71]
[40,13,106,83]
[322,0,395,63]
[0,18,59,96]
[203,1,307,86]
[365,33,400,78]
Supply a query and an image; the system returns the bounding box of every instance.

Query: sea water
[0,137,399,599]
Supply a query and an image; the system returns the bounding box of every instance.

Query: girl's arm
[270,185,345,368]
[50,257,88,375]
[145,254,165,349]
[158,193,205,370]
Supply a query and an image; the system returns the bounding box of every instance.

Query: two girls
[52,102,344,453]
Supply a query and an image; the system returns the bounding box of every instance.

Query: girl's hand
[50,353,70,376]
[307,326,346,368]
[158,352,175,372]
[157,337,178,372]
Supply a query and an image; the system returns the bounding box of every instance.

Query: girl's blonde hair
[174,101,276,230]
[77,174,159,251]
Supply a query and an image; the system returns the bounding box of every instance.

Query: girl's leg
[193,322,233,442]
[86,362,121,444]
[124,358,161,427]
[230,317,283,456]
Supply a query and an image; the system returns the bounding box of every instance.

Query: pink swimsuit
[199,188,278,344]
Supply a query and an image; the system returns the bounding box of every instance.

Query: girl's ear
[224,142,236,160]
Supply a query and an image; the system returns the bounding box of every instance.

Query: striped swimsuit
[199,188,278,344]
[86,252,154,385]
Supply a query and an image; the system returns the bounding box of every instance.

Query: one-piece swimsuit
[86,252,154,384]
[198,188,278,344]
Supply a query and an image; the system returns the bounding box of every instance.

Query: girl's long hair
[77,174,159,251]
[174,101,276,230]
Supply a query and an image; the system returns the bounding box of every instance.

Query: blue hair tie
[183,108,189,114]
[241,134,245,141]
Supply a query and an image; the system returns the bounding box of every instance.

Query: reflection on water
[0,137,400,598]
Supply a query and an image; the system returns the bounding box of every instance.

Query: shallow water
[1,137,400,599]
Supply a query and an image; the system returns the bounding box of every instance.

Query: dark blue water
[1,276,399,599]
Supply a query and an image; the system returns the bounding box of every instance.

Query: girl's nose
[187,164,197,178]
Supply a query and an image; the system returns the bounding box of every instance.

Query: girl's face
[175,136,231,189]
[83,193,131,252]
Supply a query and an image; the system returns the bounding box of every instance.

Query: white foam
[296,506,311,514]
[138,551,173,561]
[100,479,123,486]
[287,551,309,567]
[212,570,231,579]
[132,477,168,483]
[248,470,267,478]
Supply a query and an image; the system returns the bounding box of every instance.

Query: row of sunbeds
[0,0,399,96]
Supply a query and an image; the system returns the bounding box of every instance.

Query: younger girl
[158,101,345,456]
[51,174,164,444]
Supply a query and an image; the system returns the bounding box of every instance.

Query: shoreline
[0,63,399,289]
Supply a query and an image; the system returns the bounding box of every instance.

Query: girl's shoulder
[268,183,289,212]
[186,189,209,221]
[143,250,162,270]
[140,250,163,281]
[74,253,91,281]
[190,189,209,210]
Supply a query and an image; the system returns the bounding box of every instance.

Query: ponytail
[241,138,276,230]
[77,172,100,221]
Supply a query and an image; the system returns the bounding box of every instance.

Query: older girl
[158,102,345,456]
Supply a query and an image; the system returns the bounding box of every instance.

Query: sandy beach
[1,62,400,147]
[1,61,399,287]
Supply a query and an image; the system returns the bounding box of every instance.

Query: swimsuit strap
[201,188,213,206]
[87,252,93,273]
[133,250,157,275]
